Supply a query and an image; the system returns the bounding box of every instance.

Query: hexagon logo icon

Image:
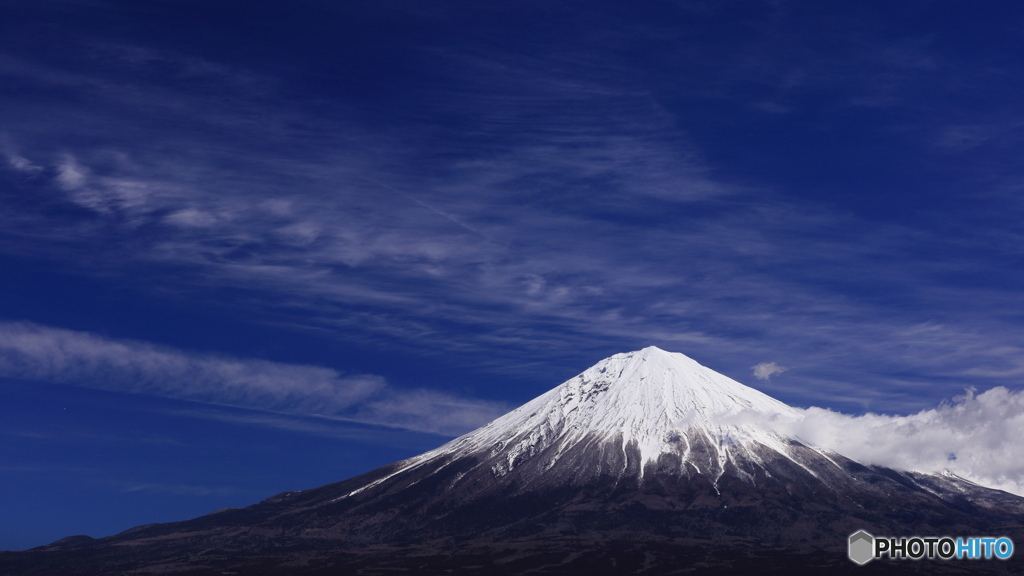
[849,530,874,565]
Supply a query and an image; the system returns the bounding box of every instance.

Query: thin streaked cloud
[0,321,507,436]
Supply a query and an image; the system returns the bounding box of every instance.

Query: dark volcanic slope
[4,348,1024,575]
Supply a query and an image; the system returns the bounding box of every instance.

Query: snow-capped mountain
[343,346,819,494]
[326,346,968,505]
[5,347,1024,575]
[417,346,800,477]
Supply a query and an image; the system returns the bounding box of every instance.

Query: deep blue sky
[2,0,1024,550]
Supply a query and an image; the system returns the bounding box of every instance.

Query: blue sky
[2,0,1024,550]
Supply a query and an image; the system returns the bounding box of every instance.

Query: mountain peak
[629,344,687,362]
[576,347,793,419]
[635,344,671,355]
[391,348,803,484]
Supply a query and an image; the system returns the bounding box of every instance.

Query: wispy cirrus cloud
[0,4,1023,418]
[121,482,243,497]
[2,138,1023,415]
[0,137,43,175]
[0,321,507,435]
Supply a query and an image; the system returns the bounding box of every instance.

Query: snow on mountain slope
[345,347,830,497]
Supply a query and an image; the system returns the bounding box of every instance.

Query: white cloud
[55,154,88,190]
[24,153,164,216]
[275,221,322,245]
[4,152,43,174]
[804,388,1024,496]
[361,389,510,437]
[165,207,219,228]
[0,321,507,436]
[752,361,788,380]
[724,388,1024,496]
[0,136,43,174]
